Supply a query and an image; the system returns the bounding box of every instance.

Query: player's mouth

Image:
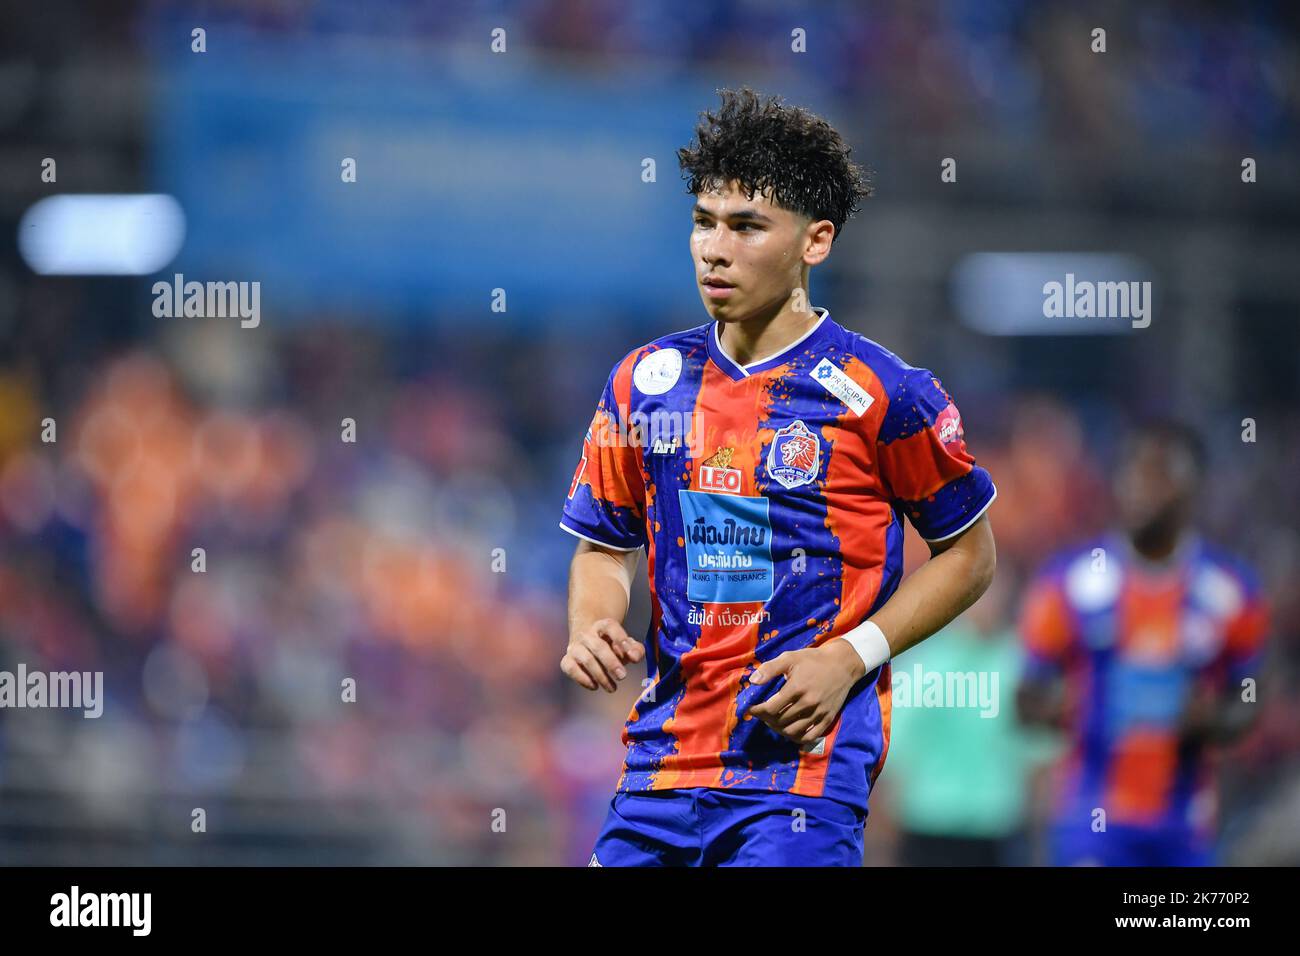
[702,275,736,299]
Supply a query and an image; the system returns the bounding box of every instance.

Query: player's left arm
[747,515,994,746]
[842,512,996,661]
[748,367,996,747]
[1179,579,1270,746]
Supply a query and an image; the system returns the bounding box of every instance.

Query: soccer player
[1017,421,1269,866]
[559,88,998,866]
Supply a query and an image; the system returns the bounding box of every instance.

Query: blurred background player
[1016,421,1269,866]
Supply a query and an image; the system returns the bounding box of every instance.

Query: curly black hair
[677,87,873,241]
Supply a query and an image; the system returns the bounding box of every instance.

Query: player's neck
[1123,526,1195,570]
[717,300,821,368]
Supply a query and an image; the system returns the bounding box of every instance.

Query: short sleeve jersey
[561,308,997,811]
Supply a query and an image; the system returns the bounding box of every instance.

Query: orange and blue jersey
[560,307,997,814]
[1019,534,1268,863]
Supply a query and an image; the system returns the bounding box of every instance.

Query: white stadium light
[17,194,186,276]
[951,252,1153,335]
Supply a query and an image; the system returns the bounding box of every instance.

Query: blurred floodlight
[952,252,1151,335]
[17,194,185,275]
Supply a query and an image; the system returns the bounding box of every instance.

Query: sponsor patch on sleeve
[810,358,874,416]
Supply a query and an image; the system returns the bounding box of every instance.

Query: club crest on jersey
[766,420,820,489]
[699,446,742,494]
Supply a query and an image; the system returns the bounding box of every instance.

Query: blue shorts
[1049,819,1214,867]
[589,788,866,867]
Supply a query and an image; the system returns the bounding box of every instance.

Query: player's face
[690,179,824,323]
[1115,437,1197,540]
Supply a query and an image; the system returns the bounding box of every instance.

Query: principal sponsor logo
[811,358,874,416]
[766,420,820,489]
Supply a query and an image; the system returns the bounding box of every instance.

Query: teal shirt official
[884,625,1061,838]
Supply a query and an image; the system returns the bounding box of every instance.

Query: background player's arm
[561,540,645,693]
[1178,679,1260,745]
[1013,569,1075,730]
[1015,674,1070,730]
[1180,591,1269,745]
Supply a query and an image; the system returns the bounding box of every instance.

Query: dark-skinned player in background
[560,88,997,866]
[1017,422,1269,866]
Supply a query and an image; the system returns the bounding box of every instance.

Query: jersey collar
[706,307,833,382]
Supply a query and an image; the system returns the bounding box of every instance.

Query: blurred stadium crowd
[0,0,1297,864]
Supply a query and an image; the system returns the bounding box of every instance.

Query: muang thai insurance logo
[677,489,774,604]
[766,420,821,489]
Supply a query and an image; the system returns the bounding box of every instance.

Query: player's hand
[561,618,645,693]
[745,641,865,746]
[1177,681,1221,744]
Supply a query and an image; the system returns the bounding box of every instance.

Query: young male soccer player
[560,88,998,866]
[1017,422,1269,866]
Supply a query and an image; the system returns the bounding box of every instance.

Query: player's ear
[803,218,834,266]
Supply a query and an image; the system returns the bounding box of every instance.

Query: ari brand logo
[699,446,742,494]
[766,420,820,489]
[588,853,603,867]
[651,436,680,455]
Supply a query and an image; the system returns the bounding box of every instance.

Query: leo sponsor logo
[698,445,742,494]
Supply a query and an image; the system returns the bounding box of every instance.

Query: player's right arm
[563,541,645,693]
[558,352,649,693]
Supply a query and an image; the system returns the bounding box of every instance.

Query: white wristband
[839,620,891,673]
